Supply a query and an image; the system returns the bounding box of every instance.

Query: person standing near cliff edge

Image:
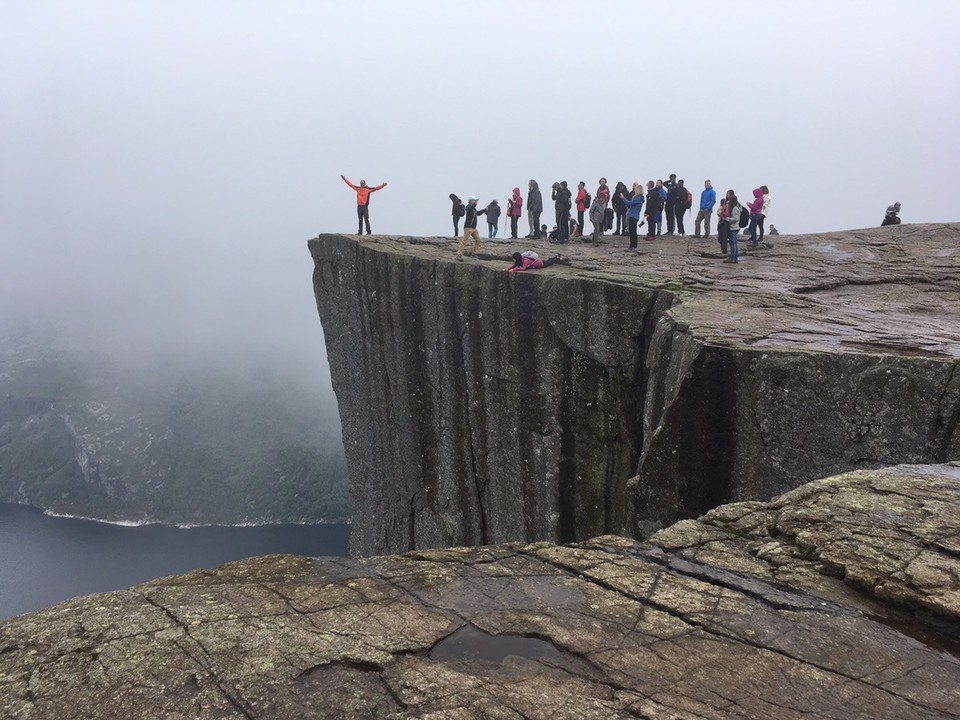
[526,180,543,238]
[341,175,387,235]
[457,196,487,261]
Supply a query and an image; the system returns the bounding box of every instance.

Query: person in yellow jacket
[341,175,387,235]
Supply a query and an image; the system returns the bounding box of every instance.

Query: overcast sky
[1,1,958,381]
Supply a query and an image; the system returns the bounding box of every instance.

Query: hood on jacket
[753,188,763,199]
[450,193,461,202]
[529,180,539,190]
[512,187,522,200]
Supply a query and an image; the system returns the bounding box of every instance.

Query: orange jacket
[343,177,385,206]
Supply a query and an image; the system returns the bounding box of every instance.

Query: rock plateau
[310,224,960,555]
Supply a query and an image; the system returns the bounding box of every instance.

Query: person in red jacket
[574,181,589,238]
[341,175,387,235]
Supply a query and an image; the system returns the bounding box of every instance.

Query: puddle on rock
[867,609,960,659]
[429,624,564,665]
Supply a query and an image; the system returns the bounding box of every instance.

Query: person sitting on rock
[506,251,571,271]
[768,224,780,235]
[882,202,902,226]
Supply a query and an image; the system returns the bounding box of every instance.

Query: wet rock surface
[310,224,960,554]
[2,463,959,719]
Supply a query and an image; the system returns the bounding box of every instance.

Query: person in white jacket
[759,185,771,242]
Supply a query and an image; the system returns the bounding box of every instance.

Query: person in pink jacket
[505,251,571,271]
[506,187,523,239]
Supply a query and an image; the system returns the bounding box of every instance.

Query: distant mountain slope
[0,325,349,524]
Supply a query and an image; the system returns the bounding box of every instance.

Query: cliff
[2,463,958,719]
[310,224,960,555]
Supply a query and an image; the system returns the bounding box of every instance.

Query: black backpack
[457,203,466,217]
[584,193,591,207]
[738,205,750,228]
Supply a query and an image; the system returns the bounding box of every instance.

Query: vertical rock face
[310,227,960,556]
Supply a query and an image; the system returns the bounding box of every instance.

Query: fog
[1,1,958,385]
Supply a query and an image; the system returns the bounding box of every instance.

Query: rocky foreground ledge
[2,464,959,719]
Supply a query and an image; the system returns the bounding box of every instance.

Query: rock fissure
[137,592,258,720]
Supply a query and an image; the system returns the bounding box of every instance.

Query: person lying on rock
[506,251,571,272]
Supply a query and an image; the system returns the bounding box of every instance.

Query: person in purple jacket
[746,187,764,247]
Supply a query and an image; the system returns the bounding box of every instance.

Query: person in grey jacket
[485,200,502,238]
[527,180,543,238]
[881,202,901,226]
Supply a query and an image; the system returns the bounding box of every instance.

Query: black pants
[453,217,460,236]
[357,205,371,234]
[556,208,570,240]
[532,211,542,237]
[717,220,729,254]
[675,207,685,236]
[510,215,518,238]
[758,214,765,242]
[644,213,656,237]
[615,210,625,234]
[577,209,584,233]
[628,217,639,249]
[665,203,676,233]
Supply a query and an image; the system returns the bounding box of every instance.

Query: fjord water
[0,503,350,620]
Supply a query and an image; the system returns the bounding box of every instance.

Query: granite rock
[2,463,958,719]
[309,224,960,554]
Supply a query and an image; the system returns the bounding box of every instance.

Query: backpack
[457,203,466,217]
[583,193,591,208]
[738,206,750,228]
[686,191,693,210]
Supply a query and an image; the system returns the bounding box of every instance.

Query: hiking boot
[723,257,737,263]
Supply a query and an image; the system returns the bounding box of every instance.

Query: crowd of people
[450,177,773,264]
[340,174,901,268]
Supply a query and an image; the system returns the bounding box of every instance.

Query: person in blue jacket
[622,182,646,251]
[694,180,717,238]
